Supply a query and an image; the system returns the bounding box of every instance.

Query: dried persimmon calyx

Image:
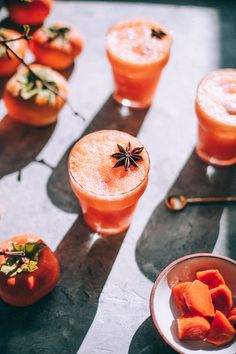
[0,241,46,277]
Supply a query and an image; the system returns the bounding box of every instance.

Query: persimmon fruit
[0,234,60,307]
[0,28,27,77]
[29,23,83,70]
[5,0,52,25]
[3,63,68,126]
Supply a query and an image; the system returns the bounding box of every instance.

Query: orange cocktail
[68,130,150,235]
[106,20,172,109]
[195,69,236,166]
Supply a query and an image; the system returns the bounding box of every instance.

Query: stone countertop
[0,1,236,354]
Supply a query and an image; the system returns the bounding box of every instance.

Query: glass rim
[105,19,172,68]
[68,130,150,199]
[195,68,236,128]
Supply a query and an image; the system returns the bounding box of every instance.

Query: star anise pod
[151,28,167,39]
[111,142,144,171]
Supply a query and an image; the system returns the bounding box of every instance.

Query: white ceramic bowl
[150,253,236,354]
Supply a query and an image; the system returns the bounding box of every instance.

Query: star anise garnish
[151,28,167,39]
[111,142,144,171]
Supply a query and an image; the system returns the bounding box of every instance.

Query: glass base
[196,147,236,167]
[83,214,129,236]
[112,92,151,109]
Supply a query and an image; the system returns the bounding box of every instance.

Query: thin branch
[0,250,25,257]
[0,34,31,44]
[0,30,86,121]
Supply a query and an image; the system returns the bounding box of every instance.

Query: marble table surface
[0,1,235,353]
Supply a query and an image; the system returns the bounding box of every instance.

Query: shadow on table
[135,150,236,283]
[47,95,149,213]
[0,96,149,353]
[0,115,56,180]
[225,205,236,259]
[32,60,75,80]
[129,316,177,354]
[129,151,236,353]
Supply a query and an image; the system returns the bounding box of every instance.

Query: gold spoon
[165,195,236,211]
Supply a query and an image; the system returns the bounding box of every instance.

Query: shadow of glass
[47,95,149,213]
[0,218,125,354]
[131,153,235,354]
[129,316,177,354]
[135,150,236,283]
[0,115,56,180]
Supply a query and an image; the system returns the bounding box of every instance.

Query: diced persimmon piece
[228,315,236,329]
[228,309,236,329]
[184,280,215,317]
[196,269,225,289]
[229,308,236,317]
[207,310,235,346]
[210,285,233,315]
[177,313,211,340]
[172,282,192,314]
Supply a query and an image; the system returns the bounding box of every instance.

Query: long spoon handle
[187,196,236,204]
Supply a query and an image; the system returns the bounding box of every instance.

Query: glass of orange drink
[68,130,150,235]
[195,69,236,166]
[106,20,172,109]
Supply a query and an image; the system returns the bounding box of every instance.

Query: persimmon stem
[0,250,25,257]
[0,30,86,121]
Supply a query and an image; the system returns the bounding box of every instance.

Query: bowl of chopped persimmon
[150,253,236,354]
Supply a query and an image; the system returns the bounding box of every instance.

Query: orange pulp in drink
[106,20,172,108]
[68,130,150,235]
[195,69,236,166]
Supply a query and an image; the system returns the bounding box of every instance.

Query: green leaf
[12,243,25,252]
[0,241,46,277]
[4,256,18,266]
[44,25,70,42]
[20,88,38,100]
[24,242,46,261]
[17,67,58,102]
[0,264,19,277]
[27,260,38,272]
